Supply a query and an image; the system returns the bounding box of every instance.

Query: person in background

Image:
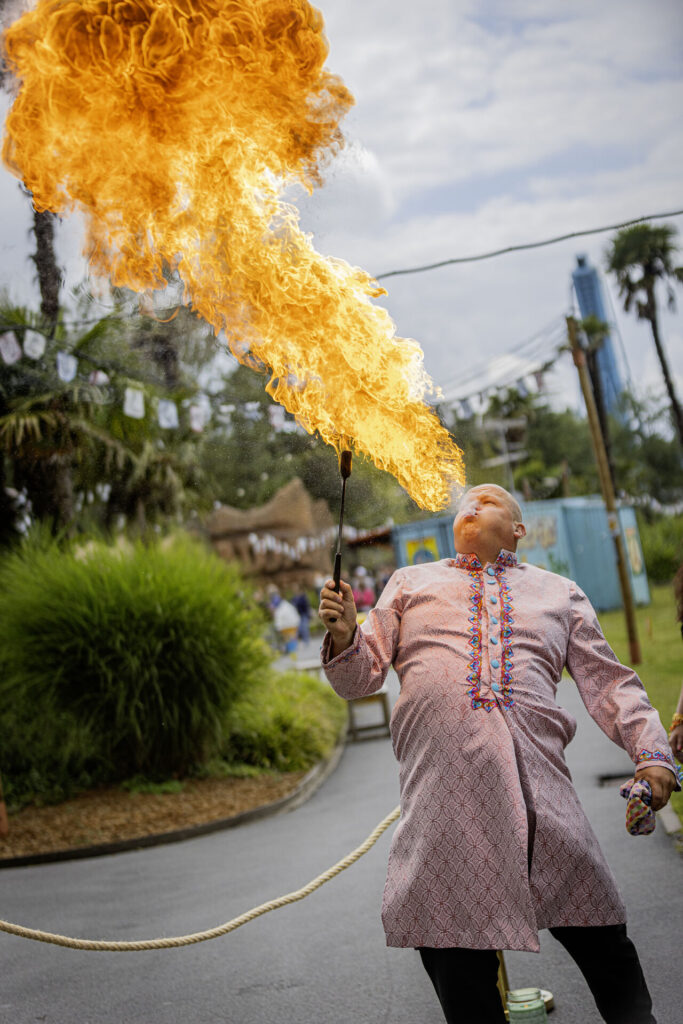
[352,566,376,614]
[291,587,312,645]
[668,564,683,763]
[273,595,299,654]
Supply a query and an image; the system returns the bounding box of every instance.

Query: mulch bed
[0,772,306,861]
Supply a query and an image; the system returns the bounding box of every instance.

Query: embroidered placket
[455,551,517,713]
[496,570,516,709]
[465,572,490,711]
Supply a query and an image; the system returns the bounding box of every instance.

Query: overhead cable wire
[436,322,567,402]
[374,207,683,281]
[436,316,566,395]
[437,333,569,406]
[1,209,681,336]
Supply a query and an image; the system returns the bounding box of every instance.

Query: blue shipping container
[391,497,649,612]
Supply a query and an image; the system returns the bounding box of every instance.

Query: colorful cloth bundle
[619,779,655,836]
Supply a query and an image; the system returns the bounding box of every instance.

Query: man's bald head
[453,483,526,562]
[458,484,524,525]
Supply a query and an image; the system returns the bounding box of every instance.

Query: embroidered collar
[453,549,517,571]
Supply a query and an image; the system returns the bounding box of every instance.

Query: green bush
[221,669,347,772]
[0,533,270,802]
[638,513,683,584]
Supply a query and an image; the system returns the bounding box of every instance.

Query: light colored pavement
[2,642,682,1023]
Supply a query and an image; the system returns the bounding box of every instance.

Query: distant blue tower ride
[572,254,625,417]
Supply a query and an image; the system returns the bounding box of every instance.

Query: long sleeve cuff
[635,748,683,790]
[321,625,361,666]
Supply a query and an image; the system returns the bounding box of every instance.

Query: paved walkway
[2,649,681,1023]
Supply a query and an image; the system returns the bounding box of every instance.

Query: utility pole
[567,316,641,664]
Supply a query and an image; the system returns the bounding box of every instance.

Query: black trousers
[418,924,656,1024]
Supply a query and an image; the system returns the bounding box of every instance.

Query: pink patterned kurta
[322,551,678,952]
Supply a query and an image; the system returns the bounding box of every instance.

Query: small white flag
[0,332,22,365]
[89,370,110,386]
[195,392,211,424]
[23,330,46,360]
[268,405,285,430]
[189,404,205,433]
[57,351,78,382]
[158,398,179,429]
[124,386,145,419]
[88,370,110,404]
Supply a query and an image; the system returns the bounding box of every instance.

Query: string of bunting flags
[0,322,306,437]
[2,312,569,437]
[0,323,212,433]
[246,525,358,561]
[439,342,570,420]
[447,363,554,420]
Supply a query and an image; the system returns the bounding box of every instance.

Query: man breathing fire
[319,483,678,1024]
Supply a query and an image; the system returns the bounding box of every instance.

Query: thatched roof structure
[205,478,334,587]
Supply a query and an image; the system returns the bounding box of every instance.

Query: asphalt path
[2,645,682,1024]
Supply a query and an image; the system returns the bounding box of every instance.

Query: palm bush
[0,533,270,801]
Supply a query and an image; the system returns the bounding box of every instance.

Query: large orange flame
[2,0,464,509]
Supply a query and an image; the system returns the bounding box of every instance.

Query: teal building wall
[391,497,649,612]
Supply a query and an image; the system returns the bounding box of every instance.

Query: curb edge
[0,730,347,870]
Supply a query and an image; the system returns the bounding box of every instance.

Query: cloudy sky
[1,0,682,418]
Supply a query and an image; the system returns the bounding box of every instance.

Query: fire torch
[329,450,352,624]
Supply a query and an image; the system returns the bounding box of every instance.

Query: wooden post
[566,316,641,664]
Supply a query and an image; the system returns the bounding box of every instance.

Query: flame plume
[2,0,464,509]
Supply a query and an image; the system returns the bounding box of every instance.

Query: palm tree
[605,223,683,446]
[31,206,62,338]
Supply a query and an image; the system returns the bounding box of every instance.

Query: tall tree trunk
[32,209,62,338]
[0,453,19,544]
[20,453,74,535]
[30,207,75,531]
[646,283,683,448]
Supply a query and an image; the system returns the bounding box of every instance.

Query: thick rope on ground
[0,805,400,952]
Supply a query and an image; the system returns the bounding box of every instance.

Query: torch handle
[333,552,342,593]
[329,552,343,623]
[328,451,352,624]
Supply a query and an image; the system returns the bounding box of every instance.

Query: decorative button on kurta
[492,683,501,692]
[491,658,500,668]
[491,616,498,624]
[490,596,497,604]
[485,578,497,585]
[486,566,496,576]
[490,636,498,644]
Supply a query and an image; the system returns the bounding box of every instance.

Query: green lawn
[598,584,682,824]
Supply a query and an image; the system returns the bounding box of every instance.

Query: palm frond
[0,408,60,448]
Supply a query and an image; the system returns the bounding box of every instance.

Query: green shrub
[221,669,347,772]
[638,513,683,584]
[0,705,103,810]
[0,533,271,797]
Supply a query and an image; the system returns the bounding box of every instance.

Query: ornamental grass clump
[0,533,270,799]
[221,669,348,772]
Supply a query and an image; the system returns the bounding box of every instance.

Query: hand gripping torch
[329,450,352,624]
